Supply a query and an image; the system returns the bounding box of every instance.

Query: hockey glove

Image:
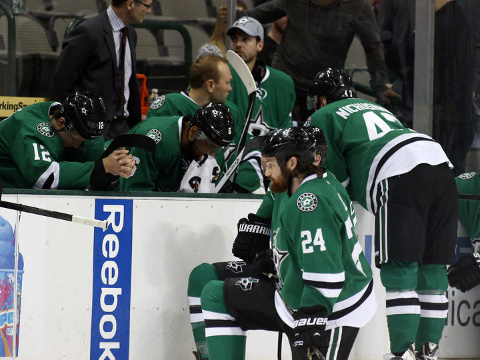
[292,306,328,353]
[232,213,271,262]
[252,249,276,277]
[447,252,480,292]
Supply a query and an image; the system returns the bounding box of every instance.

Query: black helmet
[262,127,316,168]
[304,126,328,165]
[63,91,107,139]
[307,68,356,109]
[190,103,234,146]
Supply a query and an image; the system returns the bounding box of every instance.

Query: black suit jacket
[51,11,141,137]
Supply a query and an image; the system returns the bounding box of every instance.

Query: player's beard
[269,167,292,194]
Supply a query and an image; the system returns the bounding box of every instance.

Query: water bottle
[148,88,159,106]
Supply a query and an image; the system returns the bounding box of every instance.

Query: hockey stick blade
[226,50,257,161]
[0,200,109,230]
[102,133,157,158]
[226,50,256,96]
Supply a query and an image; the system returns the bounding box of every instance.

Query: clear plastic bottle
[148,88,159,106]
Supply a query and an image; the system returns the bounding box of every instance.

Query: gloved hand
[252,249,276,277]
[292,306,328,352]
[448,252,480,292]
[232,213,271,262]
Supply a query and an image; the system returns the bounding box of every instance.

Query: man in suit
[50,0,152,140]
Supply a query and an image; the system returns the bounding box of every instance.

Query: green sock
[188,263,221,359]
[206,335,246,360]
[387,313,419,354]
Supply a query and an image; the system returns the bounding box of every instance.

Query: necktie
[119,27,127,116]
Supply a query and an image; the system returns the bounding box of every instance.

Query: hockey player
[147,55,240,119]
[145,55,244,187]
[0,91,136,190]
[196,127,375,360]
[119,103,234,192]
[447,172,480,292]
[225,16,295,193]
[187,127,338,360]
[306,68,458,360]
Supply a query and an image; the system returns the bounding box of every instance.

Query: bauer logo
[91,199,133,360]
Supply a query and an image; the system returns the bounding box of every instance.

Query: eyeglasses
[134,0,151,9]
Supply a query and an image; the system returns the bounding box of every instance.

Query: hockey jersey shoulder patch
[149,95,165,109]
[36,122,55,138]
[297,192,318,212]
[146,128,162,144]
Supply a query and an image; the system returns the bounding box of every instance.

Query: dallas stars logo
[297,193,318,212]
[81,107,87,115]
[146,129,162,144]
[36,122,55,137]
[226,261,246,273]
[271,227,288,284]
[458,172,475,180]
[237,17,251,25]
[150,95,165,110]
[248,107,274,137]
[235,277,259,291]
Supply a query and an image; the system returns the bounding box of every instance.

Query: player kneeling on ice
[119,103,234,192]
[198,127,376,360]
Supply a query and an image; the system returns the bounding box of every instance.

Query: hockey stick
[102,133,157,157]
[213,136,264,193]
[0,201,109,230]
[226,50,257,161]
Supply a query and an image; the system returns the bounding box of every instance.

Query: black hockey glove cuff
[252,249,276,277]
[90,159,120,191]
[448,252,480,292]
[232,213,271,262]
[293,306,328,351]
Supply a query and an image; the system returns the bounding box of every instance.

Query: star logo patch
[36,122,55,137]
[146,128,162,144]
[297,193,318,212]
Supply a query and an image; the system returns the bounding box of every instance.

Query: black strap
[459,194,480,201]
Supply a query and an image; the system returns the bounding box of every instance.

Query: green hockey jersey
[146,91,241,177]
[227,64,295,192]
[308,98,451,213]
[119,116,188,191]
[0,102,104,189]
[274,173,376,329]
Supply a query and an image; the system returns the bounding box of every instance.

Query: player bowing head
[307,68,357,113]
[261,127,317,195]
[187,102,235,157]
[50,91,107,148]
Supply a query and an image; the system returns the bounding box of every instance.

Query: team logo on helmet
[150,95,165,110]
[297,193,318,212]
[146,129,162,144]
[235,277,259,291]
[458,172,476,180]
[36,122,55,138]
